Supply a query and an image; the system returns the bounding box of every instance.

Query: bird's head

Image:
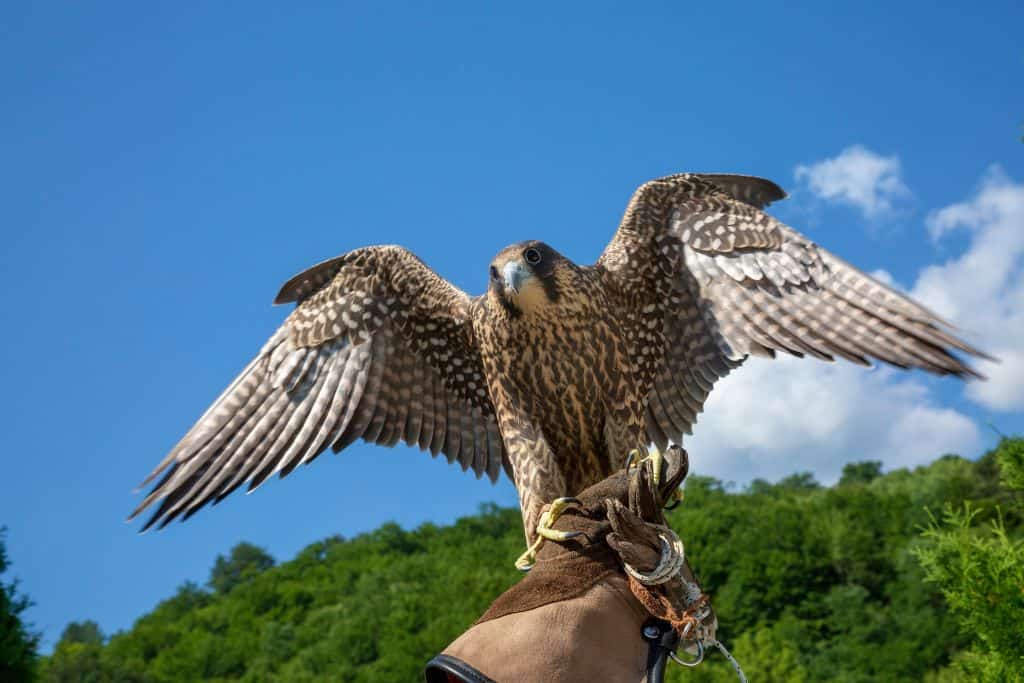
[487,241,567,317]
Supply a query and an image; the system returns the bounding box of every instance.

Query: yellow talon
[665,485,684,509]
[514,496,582,571]
[626,445,664,485]
[625,448,642,473]
[515,539,543,571]
[648,445,664,485]
[537,527,583,542]
[536,497,583,541]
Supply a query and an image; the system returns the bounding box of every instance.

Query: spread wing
[599,173,990,448]
[131,245,505,530]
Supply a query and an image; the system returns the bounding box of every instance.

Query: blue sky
[1,2,1022,651]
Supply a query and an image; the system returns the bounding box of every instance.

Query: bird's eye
[524,248,542,265]
[490,265,499,280]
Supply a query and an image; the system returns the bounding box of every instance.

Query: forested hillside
[36,440,1024,682]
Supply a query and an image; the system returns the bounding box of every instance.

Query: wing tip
[273,254,351,305]
[695,173,789,208]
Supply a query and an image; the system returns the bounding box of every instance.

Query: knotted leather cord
[628,575,711,641]
[619,519,711,641]
[626,548,748,683]
[618,460,748,682]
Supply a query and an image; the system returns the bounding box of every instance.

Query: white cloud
[911,167,1024,411]
[795,145,909,218]
[869,268,898,288]
[686,357,981,485]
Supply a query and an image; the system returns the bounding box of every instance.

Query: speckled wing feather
[131,246,504,530]
[690,173,788,210]
[600,173,988,448]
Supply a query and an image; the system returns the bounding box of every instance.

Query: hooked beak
[502,261,530,294]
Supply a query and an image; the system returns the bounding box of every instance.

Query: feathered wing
[599,173,989,448]
[131,246,504,530]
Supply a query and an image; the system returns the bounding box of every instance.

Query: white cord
[714,639,748,683]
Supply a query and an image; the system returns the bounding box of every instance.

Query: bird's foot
[514,496,583,571]
[514,542,542,572]
[536,497,584,541]
[664,485,684,510]
[625,444,665,485]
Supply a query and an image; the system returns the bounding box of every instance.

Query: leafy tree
[995,435,1024,490]
[40,622,104,683]
[35,444,1020,682]
[914,438,1024,682]
[41,641,105,683]
[0,527,38,682]
[776,472,820,491]
[729,615,809,683]
[839,460,883,486]
[208,542,275,595]
[58,621,104,647]
[40,620,149,683]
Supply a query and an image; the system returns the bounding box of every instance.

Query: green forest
[5,439,1023,682]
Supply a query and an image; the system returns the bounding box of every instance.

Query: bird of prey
[132,173,986,542]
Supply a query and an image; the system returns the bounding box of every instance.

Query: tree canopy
[208,543,276,596]
[1,527,39,682]
[34,440,1024,682]
[913,438,1024,682]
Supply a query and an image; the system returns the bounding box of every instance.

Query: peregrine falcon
[131,173,986,539]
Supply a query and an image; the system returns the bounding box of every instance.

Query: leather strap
[424,620,678,682]
[641,618,680,683]
[424,654,496,683]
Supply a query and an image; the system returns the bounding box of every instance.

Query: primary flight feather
[132,173,988,539]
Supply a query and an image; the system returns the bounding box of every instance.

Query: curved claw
[514,548,538,572]
[664,486,684,510]
[625,448,642,473]
[536,497,581,540]
[647,445,664,485]
[513,496,582,570]
[626,445,664,485]
[547,496,581,514]
[514,534,545,571]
